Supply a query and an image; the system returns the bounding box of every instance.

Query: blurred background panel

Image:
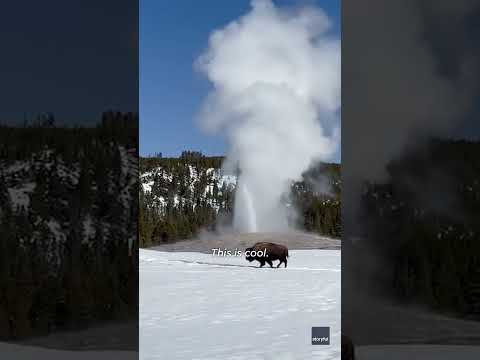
[0,0,138,357]
[342,0,480,358]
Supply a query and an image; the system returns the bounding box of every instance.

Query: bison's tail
[286,249,289,258]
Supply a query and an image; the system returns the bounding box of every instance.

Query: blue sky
[140,0,340,158]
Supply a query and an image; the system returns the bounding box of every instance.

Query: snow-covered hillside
[140,248,341,360]
[139,158,341,245]
[0,140,139,339]
[140,164,236,213]
[139,161,340,216]
[1,145,138,266]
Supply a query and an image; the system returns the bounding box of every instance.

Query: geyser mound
[152,231,341,253]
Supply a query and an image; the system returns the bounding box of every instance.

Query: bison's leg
[259,260,265,268]
[276,260,282,268]
[267,259,273,268]
[277,257,287,268]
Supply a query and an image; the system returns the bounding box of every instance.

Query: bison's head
[245,247,254,262]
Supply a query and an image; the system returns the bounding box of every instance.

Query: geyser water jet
[197,0,340,233]
[234,181,258,233]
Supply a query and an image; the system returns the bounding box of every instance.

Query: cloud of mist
[196,0,340,233]
[342,0,478,236]
[345,1,464,182]
[304,172,335,197]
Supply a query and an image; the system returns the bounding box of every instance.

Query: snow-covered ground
[140,248,341,360]
[0,343,135,360]
[356,345,480,359]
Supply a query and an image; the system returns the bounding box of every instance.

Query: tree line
[139,152,341,247]
[0,112,138,339]
[360,139,480,318]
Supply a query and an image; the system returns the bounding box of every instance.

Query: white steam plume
[196,0,340,233]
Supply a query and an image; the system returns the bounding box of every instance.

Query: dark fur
[245,242,289,268]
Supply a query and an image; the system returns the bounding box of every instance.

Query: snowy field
[356,345,480,359]
[0,343,135,360]
[140,248,341,360]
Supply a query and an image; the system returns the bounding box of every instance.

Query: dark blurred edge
[0,0,138,357]
[342,0,480,358]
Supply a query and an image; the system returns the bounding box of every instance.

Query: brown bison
[245,242,289,268]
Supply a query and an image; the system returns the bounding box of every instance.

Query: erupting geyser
[197,0,340,233]
[234,181,258,233]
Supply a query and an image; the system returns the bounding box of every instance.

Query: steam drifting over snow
[196,0,340,233]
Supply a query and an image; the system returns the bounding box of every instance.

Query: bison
[245,242,289,268]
